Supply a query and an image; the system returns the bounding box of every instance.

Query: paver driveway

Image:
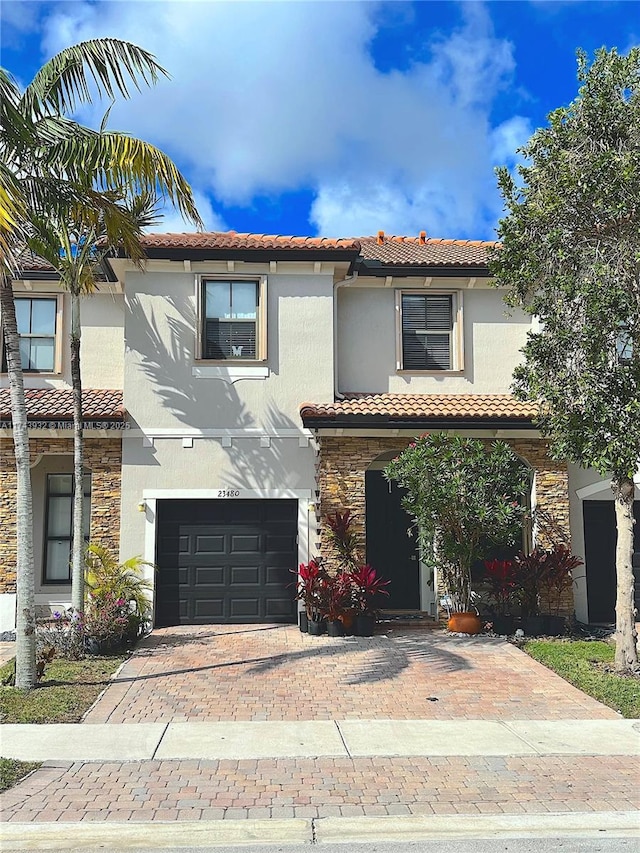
[85,625,618,723]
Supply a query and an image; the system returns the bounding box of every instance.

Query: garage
[155,498,298,626]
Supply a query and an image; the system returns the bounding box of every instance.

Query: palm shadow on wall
[126,293,304,489]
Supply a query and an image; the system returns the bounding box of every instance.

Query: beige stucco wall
[0,285,124,391]
[123,269,335,431]
[337,282,531,394]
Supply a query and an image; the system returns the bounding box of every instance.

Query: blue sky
[1,0,638,239]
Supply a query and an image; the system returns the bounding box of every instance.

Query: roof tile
[357,235,495,267]
[300,393,537,422]
[139,231,360,252]
[0,388,124,421]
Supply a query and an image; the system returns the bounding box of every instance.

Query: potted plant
[385,434,530,634]
[540,544,582,635]
[323,572,351,637]
[512,548,549,635]
[483,558,518,635]
[84,544,154,646]
[325,509,360,633]
[347,564,390,636]
[294,559,329,635]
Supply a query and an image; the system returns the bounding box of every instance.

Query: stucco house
[1,230,638,632]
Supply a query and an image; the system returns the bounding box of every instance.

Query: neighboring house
[1,232,638,631]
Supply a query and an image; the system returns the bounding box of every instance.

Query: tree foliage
[385,434,530,613]
[490,47,640,671]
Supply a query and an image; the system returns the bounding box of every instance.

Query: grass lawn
[523,638,640,718]
[0,654,126,724]
[0,758,41,793]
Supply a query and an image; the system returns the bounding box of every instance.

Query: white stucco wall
[337,282,531,394]
[568,463,640,623]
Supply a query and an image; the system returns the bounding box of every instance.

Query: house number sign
[217,489,240,498]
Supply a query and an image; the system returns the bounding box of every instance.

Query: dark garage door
[155,499,298,626]
[583,500,640,623]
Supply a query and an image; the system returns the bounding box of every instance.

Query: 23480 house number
[217,489,240,498]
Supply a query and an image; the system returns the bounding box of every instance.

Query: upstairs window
[2,295,61,373]
[200,278,266,361]
[399,291,462,371]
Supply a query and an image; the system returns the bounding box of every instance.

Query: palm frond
[21,39,167,118]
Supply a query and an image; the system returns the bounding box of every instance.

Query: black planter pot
[308,618,326,636]
[355,614,375,637]
[299,612,308,633]
[491,615,516,636]
[545,615,566,636]
[326,619,344,637]
[522,615,547,636]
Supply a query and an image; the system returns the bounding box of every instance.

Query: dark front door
[583,500,640,623]
[155,499,298,626]
[365,469,420,609]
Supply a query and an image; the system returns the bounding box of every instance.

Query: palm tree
[1,39,202,689]
[27,191,163,613]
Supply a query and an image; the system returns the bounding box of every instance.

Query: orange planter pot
[447,612,483,634]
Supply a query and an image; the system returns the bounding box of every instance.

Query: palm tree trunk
[0,274,36,689]
[612,476,639,672]
[70,288,85,612]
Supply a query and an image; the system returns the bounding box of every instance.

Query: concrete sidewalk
[2,718,639,761]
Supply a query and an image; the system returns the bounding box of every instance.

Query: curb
[2,812,639,851]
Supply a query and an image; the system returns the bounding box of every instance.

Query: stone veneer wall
[316,435,573,617]
[0,436,122,594]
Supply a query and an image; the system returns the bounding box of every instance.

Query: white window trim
[1,293,64,375]
[195,273,268,364]
[395,289,464,373]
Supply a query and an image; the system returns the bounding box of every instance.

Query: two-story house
[1,231,638,632]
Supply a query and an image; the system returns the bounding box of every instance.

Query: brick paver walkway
[84,625,619,723]
[2,755,637,823]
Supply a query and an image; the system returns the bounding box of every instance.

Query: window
[199,277,266,361]
[44,473,91,584]
[616,327,633,364]
[398,291,462,371]
[1,295,61,373]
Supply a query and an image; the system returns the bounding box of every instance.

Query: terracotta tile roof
[357,235,495,267]
[0,388,124,422]
[140,231,360,252]
[300,393,538,424]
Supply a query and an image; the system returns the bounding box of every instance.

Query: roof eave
[301,415,537,430]
[120,246,361,264]
[354,260,490,278]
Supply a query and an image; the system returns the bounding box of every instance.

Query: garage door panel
[230,598,261,618]
[194,567,225,585]
[194,599,225,618]
[194,535,225,554]
[230,565,260,585]
[230,534,261,553]
[155,499,297,626]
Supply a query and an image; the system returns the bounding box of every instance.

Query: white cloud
[144,191,227,234]
[38,0,527,239]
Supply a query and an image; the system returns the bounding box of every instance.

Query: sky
[1,0,638,239]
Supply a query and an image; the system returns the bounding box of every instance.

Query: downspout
[333,271,358,400]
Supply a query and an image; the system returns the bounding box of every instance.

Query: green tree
[385,434,530,614]
[490,47,640,672]
[1,39,201,689]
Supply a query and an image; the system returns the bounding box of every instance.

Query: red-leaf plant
[292,559,329,621]
[322,571,352,622]
[326,509,359,568]
[347,565,390,615]
[483,559,518,616]
[540,544,583,615]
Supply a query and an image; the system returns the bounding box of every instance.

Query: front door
[365,469,421,610]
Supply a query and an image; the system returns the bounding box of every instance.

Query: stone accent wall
[315,434,573,617]
[0,436,122,594]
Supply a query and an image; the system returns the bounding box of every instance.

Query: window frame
[195,274,268,364]
[43,472,92,586]
[1,293,63,375]
[395,289,464,373]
